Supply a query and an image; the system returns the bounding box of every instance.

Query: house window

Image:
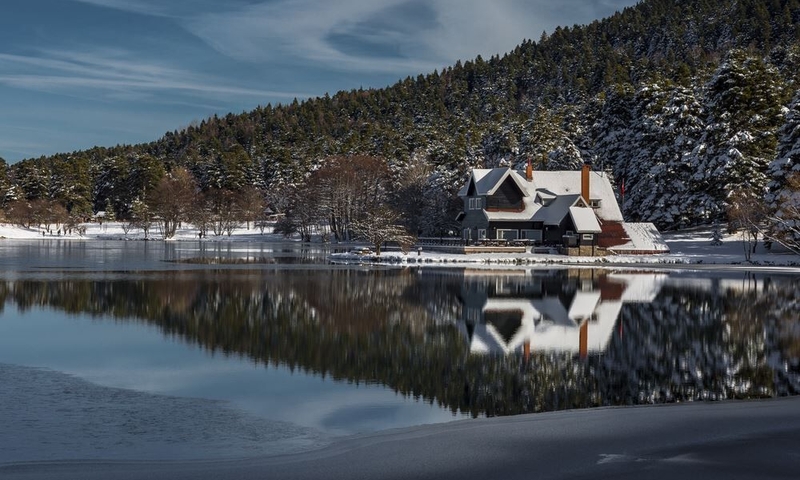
[463,228,472,240]
[478,229,487,240]
[496,229,519,240]
[469,197,483,210]
[582,234,594,241]
[521,229,543,242]
[590,199,602,208]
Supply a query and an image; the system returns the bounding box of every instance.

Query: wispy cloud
[183,0,636,74]
[0,49,311,101]
[185,0,444,74]
[69,0,222,17]
[69,0,170,16]
[69,0,638,77]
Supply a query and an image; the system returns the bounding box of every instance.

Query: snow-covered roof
[458,168,529,197]
[460,167,624,223]
[569,206,602,233]
[532,171,623,222]
[533,194,580,226]
[484,196,539,221]
[536,189,557,200]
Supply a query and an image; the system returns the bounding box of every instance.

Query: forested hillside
[2,0,800,238]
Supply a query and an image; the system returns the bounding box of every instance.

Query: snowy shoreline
[4,396,800,480]
[1,222,799,270]
[329,251,800,272]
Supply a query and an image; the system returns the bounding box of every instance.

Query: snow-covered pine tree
[519,106,584,171]
[693,50,785,223]
[765,91,800,250]
[767,91,800,203]
[588,84,637,209]
[633,82,705,229]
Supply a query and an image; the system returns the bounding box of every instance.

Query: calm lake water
[0,239,798,463]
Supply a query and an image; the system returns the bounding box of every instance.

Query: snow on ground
[0,222,284,243]
[332,226,800,268]
[611,222,670,253]
[1,222,799,268]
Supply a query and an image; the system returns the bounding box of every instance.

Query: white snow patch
[610,223,670,253]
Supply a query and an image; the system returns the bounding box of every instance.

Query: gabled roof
[458,168,529,197]
[532,171,623,222]
[533,194,581,226]
[458,167,624,223]
[569,206,602,233]
[536,190,557,201]
[483,197,539,221]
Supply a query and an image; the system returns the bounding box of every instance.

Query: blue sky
[0,0,638,163]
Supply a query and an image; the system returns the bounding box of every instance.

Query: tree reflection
[3,268,798,417]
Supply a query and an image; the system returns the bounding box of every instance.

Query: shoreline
[3,396,799,480]
[329,250,800,270]
[3,236,800,273]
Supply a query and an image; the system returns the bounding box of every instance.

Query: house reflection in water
[457,270,667,358]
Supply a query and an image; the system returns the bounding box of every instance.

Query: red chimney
[581,163,591,202]
[526,158,533,182]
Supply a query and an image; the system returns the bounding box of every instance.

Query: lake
[0,239,798,463]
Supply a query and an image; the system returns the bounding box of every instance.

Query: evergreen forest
[1,0,799,240]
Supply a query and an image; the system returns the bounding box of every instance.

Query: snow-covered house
[457,163,667,254]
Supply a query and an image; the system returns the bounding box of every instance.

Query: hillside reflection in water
[2,267,798,418]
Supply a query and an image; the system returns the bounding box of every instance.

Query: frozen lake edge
[3,395,799,480]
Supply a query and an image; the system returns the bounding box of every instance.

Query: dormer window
[469,198,483,210]
[536,191,555,207]
[589,199,602,208]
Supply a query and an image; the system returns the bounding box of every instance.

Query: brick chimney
[526,158,533,182]
[581,162,591,202]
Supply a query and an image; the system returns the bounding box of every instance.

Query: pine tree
[693,50,786,223]
[632,82,706,228]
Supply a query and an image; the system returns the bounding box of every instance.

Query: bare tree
[64,213,82,235]
[314,155,389,242]
[350,206,416,255]
[204,188,241,236]
[727,189,767,261]
[6,200,33,228]
[238,186,266,230]
[130,197,153,239]
[187,193,213,238]
[765,173,800,253]
[149,168,197,239]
